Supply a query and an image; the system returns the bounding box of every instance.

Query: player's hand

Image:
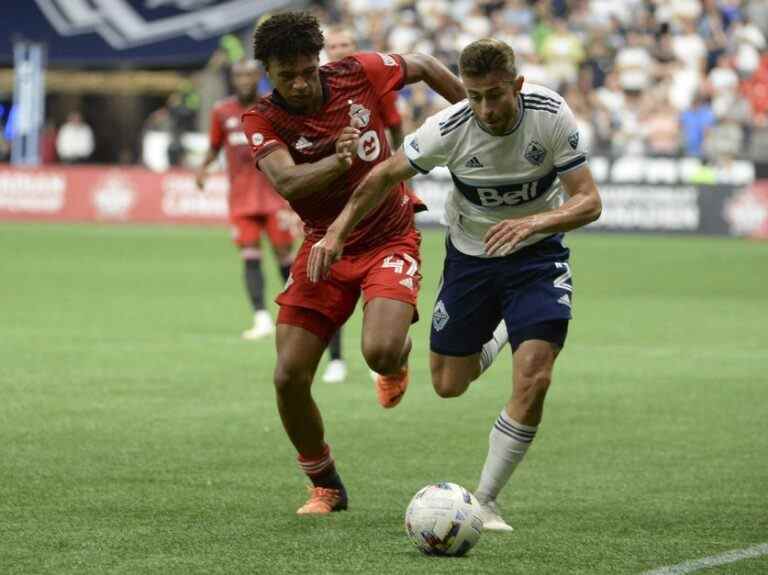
[484,216,541,256]
[195,169,207,191]
[335,127,360,169]
[307,233,344,283]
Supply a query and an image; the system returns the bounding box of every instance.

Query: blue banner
[0,0,293,65]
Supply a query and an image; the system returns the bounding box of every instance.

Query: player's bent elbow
[273,178,300,201]
[589,194,603,223]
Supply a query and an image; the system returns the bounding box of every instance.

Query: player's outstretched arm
[485,165,602,256]
[258,127,360,201]
[307,149,418,283]
[401,54,465,105]
[195,147,220,190]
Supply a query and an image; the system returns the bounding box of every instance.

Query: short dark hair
[459,39,517,78]
[253,11,324,65]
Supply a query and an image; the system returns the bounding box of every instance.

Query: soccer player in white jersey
[307,38,602,531]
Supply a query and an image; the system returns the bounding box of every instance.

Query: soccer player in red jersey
[243,12,465,514]
[196,60,297,340]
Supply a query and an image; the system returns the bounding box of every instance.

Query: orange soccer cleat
[296,486,348,515]
[375,365,410,409]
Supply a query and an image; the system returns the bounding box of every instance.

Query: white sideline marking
[641,543,768,575]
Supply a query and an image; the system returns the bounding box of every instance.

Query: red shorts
[230,209,297,249]
[276,228,422,342]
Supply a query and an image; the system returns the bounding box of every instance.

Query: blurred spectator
[207,33,246,93]
[540,18,585,85]
[742,52,768,125]
[643,97,681,156]
[0,128,9,162]
[615,31,654,92]
[166,83,200,167]
[39,119,58,164]
[56,111,94,164]
[681,93,716,157]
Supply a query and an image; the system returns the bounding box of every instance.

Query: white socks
[475,409,537,503]
[479,320,509,374]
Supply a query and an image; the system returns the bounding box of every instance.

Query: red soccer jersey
[241,52,417,253]
[379,91,402,129]
[209,97,287,217]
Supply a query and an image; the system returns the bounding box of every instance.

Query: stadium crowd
[306,0,768,161]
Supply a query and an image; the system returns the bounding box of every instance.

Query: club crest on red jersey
[348,102,371,129]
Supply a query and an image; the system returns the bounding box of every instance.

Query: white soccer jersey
[403,83,587,256]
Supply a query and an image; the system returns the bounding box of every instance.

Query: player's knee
[273,361,312,396]
[363,340,403,374]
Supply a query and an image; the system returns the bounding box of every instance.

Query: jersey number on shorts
[382,254,418,290]
[382,254,418,276]
[553,262,573,292]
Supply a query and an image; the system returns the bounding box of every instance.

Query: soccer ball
[404,482,484,556]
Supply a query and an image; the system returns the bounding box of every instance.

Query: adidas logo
[294,136,312,151]
[557,294,571,308]
[399,277,414,290]
[465,156,483,168]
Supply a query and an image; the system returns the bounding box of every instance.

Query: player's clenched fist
[307,232,344,283]
[335,126,360,168]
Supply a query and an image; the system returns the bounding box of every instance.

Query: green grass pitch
[1,223,767,574]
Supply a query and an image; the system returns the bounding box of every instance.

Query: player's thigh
[230,214,265,250]
[360,230,422,350]
[274,321,327,392]
[265,208,296,258]
[362,297,414,362]
[501,236,573,350]
[430,236,501,357]
[276,240,359,336]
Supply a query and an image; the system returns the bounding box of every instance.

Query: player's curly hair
[459,39,517,78]
[253,11,324,65]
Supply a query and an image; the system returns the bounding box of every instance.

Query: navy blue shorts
[430,234,573,356]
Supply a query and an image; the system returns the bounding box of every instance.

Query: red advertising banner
[723,179,768,240]
[0,166,229,225]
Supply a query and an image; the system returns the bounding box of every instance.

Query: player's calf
[509,340,557,425]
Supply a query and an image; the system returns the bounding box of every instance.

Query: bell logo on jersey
[477,181,541,207]
[524,141,547,165]
[357,130,381,161]
[349,102,371,129]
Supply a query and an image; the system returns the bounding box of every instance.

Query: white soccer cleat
[476,498,514,532]
[322,359,348,383]
[241,310,275,340]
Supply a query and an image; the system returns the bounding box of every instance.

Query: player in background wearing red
[243,12,465,515]
[324,26,404,149]
[196,60,296,340]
